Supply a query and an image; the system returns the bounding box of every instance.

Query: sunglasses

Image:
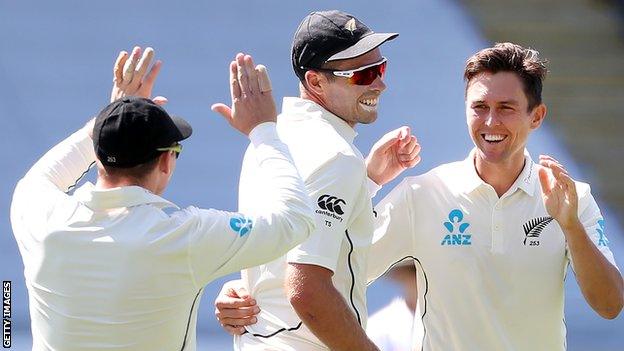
[306,57,387,86]
[157,143,183,159]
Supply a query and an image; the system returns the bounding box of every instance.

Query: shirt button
[494,224,500,230]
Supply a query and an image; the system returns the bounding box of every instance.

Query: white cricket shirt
[367,150,618,351]
[366,297,423,351]
[10,123,315,351]
[236,97,375,350]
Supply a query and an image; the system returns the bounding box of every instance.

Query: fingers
[113,51,128,85]
[398,135,418,155]
[232,285,252,300]
[152,96,168,106]
[215,305,259,335]
[126,47,154,92]
[395,128,421,168]
[244,55,261,94]
[214,282,259,336]
[399,139,421,168]
[215,305,260,323]
[142,59,162,91]
[135,47,154,79]
[230,61,241,100]
[398,126,410,145]
[217,53,277,135]
[236,53,249,96]
[373,127,406,154]
[256,65,272,93]
[122,46,141,84]
[538,166,553,195]
[539,155,573,186]
[402,155,422,168]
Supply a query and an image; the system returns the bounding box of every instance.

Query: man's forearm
[565,220,624,319]
[286,264,379,351]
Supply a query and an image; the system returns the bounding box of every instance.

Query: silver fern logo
[523,216,554,246]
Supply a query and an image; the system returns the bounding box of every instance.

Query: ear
[529,103,547,130]
[157,151,174,175]
[304,70,326,96]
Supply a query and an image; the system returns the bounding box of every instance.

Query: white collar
[456,149,538,197]
[281,97,358,143]
[74,183,178,211]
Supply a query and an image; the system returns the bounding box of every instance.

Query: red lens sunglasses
[304,57,387,86]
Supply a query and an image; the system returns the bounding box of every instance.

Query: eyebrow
[470,100,520,105]
[498,100,520,105]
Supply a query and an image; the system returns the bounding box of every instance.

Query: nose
[369,76,386,92]
[484,111,501,126]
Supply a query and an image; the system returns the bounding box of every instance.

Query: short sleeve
[567,183,619,271]
[287,154,365,272]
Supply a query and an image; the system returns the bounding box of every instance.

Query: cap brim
[327,32,399,61]
[171,116,193,141]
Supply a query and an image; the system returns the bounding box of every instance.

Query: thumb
[398,126,410,145]
[373,129,401,154]
[211,103,233,122]
[152,96,168,106]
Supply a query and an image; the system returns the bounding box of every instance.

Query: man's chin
[358,112,378,125]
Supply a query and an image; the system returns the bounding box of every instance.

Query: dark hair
[464,42,548,111]
[101,153,162,182]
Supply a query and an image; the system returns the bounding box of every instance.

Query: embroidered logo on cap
[345,18,357,33]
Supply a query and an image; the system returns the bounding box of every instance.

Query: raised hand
[538,155,580,229]
[365,126,421,186]
[211,53,277,135]
[214,280,260,335]
[110,46,167,105]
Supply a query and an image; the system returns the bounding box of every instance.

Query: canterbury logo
[317,195,346,215]
[523,216,554,245]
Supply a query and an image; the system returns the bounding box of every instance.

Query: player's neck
[474,154,525,197]
[95,175,157,194]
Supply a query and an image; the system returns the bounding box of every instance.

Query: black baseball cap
[291,10,398,81]
[93,97,192,168]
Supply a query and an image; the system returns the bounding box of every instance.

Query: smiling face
[319,48,386,126]
[466,71,546,167]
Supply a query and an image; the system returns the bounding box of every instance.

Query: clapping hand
[538,155,580,230]
[211,53,276,135]
[110,46,167,105]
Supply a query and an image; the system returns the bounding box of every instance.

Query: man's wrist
[559,217,583,236]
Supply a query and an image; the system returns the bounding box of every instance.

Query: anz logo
[597,219,609,247]
[440,209,472,246]
[229,216,253,237]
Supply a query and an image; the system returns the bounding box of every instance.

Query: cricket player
[366,42,623,350]
[10,47,315,350]
[216,10,420,351]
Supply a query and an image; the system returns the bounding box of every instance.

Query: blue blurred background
[1,0,622,349]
